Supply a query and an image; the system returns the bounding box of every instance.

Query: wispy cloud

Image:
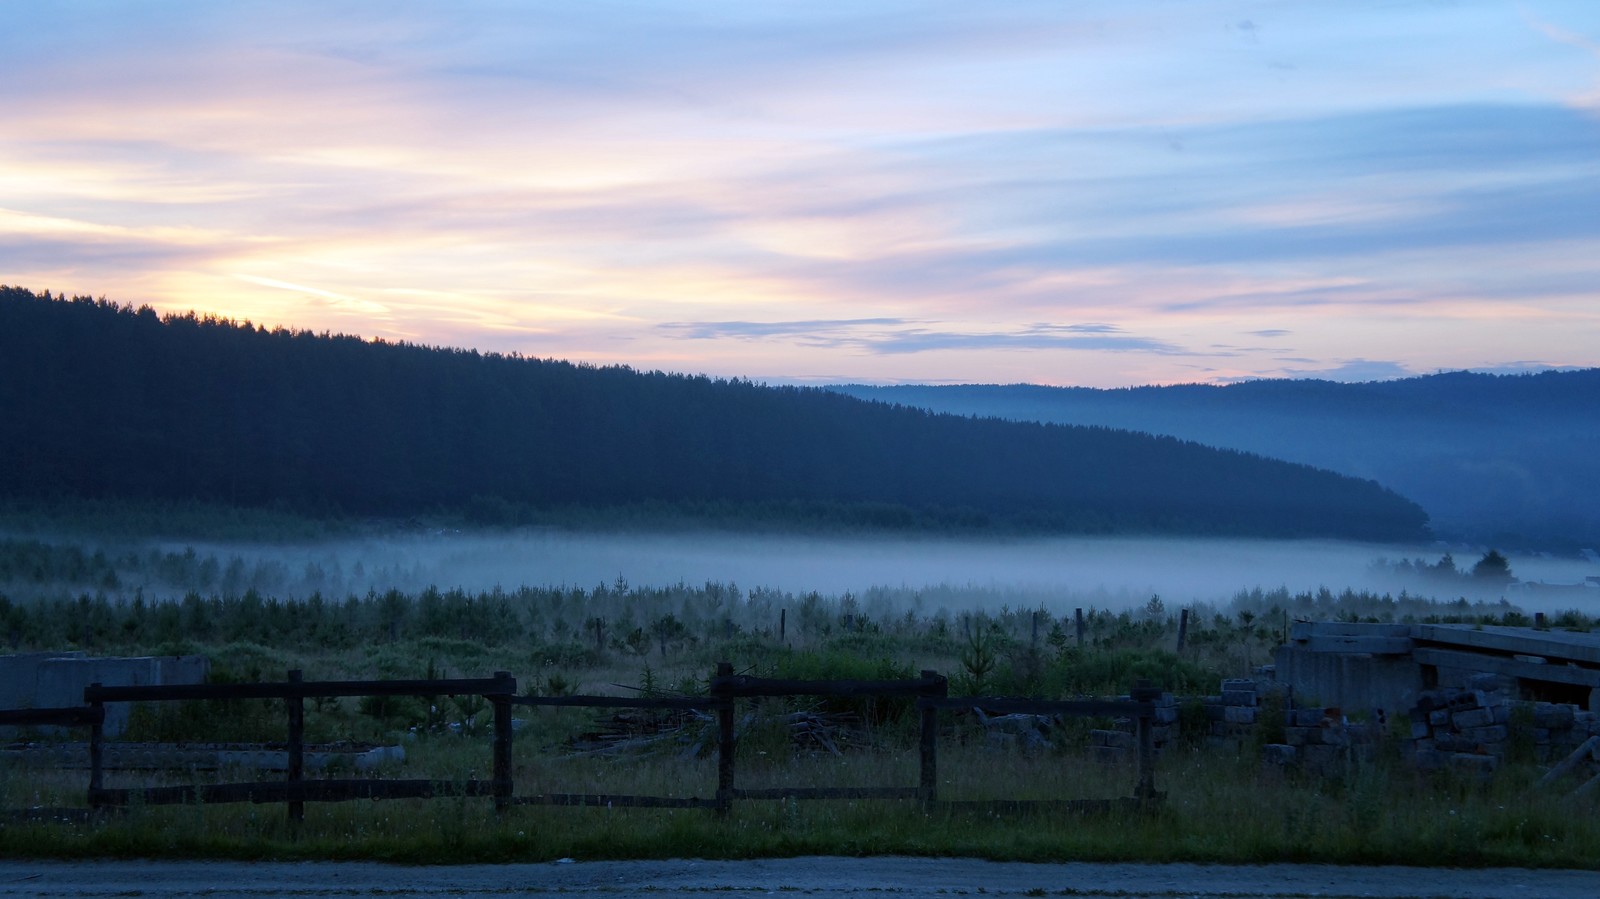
[660,319,1191,356]
[1,2,1596,386]
[659,318,910,343]
[1276,360,1416,383]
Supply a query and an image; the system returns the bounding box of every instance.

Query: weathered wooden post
[779,608,786,644]
[1131,678,1161,802]
[1535,611,1547,630]
[918,669,945,805]
[87,682,104,812]
[1075,608,1086,647]
[286,669,305,825]
[1175,609,1189,653]
[714,661,735,817]
[492,670,515,815]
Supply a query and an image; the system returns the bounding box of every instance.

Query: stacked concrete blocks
[1090,690,1178,763]
[1269,706,1387,777]
[1202,678,1262,750]
[1407,686,1600,774]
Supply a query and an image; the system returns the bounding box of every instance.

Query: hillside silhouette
[0,287,1429,540]
[831,373,1599,548]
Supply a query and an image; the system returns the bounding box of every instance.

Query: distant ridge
[830,372,1600,549]
[0,287,1429,541]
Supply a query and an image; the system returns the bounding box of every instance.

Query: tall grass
[6,741,1599,867]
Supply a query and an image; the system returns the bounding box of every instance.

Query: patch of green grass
[6,739,1600,868]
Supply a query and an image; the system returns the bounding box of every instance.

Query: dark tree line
[0,287,1429,540]
[835,368,1600,548]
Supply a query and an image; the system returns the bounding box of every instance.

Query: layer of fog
[83,530,1600,615]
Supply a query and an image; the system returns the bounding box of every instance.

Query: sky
[3,1,1598,388]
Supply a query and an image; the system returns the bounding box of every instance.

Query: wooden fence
[5,664,1164,823]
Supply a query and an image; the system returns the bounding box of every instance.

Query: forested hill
[0,287,1429,540]
[830,373,1600,549]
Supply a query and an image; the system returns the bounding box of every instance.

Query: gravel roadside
[3,858,1599,899]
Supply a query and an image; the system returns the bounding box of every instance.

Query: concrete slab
[1412,624,1600,666]
[1304,635,1414,654]
[1290,621,1412,640]
[1273,645,1423,712]
[1414,647,1600,688]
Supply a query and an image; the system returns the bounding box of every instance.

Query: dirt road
[2,858,1597,898]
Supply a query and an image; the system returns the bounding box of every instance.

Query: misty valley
[4,288,1600,866]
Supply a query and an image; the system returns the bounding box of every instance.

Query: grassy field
[5,518,1600,865]
[7,735,1600,867]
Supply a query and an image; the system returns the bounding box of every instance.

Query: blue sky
[2,1,1597,387]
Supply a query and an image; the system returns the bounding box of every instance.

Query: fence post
[1075,608,1086,647]
[87,682,104,812]
[918,670,944,805]
[492,670,515,815]
[714,661,735,817]
[779,608,786,644]
[286,669,304,826]
[1175,609,1189,653]
[1130,678,1162,802]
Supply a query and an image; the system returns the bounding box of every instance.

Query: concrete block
[1465,725,1509,744]
[1225,705,1257,725]
[1410,720,1432,740]
[1091,728,1132,749]
[1412,748,1447,770]
[1429,709,1452,726]
[1221,678,1258,694]
[1300,744,1344,771]
[1222,689,1258,707]
[1284,726,1316,746]
[1491,704,1512,725]
[1466,672,1517,694]
[1536,704,1577,729]
[1090,746,1126,764]
[1262,744,1298,766]
[4,653,208,738]
[1154,707,1180,724]
[1452,708,1495,729]
[1448,753,1498,775]
[1447,690,1491,710]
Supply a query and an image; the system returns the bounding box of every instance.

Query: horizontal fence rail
[3,664,1164,824]
[76,670,518,821]
[83,675,517,703]
[0,706,103,728]
[510,694,711,710]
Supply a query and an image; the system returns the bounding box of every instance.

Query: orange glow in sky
[3,2,1597,387]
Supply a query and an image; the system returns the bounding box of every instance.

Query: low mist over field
[13,528,1596,615]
